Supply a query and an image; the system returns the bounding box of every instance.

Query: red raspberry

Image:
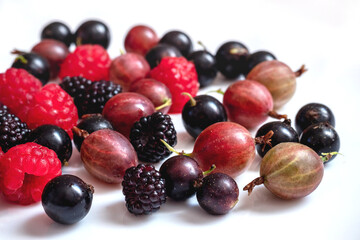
[25,83,78,138]
[0,142,62,205]
[149,57,199,113]
[59,44,111,82]
[0,68,42,121]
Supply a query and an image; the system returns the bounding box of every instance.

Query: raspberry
[75,80,122,116]
[0,68,42,121]
[59,44,111,82]
[122,164,166,215]
[0,113,31,152]
[130,112,177,163]
[149,57,199,113]
[0,142,62,205]
[25,83,78,138]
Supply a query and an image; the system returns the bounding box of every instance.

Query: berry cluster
[0,18,341,226]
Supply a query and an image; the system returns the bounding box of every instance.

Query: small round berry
[41,21,73,47]
[159,30,193,57]
[75,20,111,49]
[42,174,94,225]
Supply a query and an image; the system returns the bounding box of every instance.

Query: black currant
[74,20,111,49]
[28,124,72,165]
[72,114,114,152]
[159,30,193,57]
[300,122,340,163]
[215,41,249,79]
[42,174,94,225]
[196,173,239,215]
[255,119,299,158]
[295,103,336,134]
[41,21,73,47]
[187,50,217,88]
[145,43,182,69]
[182,94,227,139]
[160,155,203,201]
[245,50,276,76]
[11,51,50,85]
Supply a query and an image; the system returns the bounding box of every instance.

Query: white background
[0,0,359,239]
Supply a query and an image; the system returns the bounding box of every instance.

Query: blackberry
[122,164,166,215]
[59,76,92,99]
[0,102,9,116]
[130,112,177,163]
[0,113,31,152]
[75,80,122,116]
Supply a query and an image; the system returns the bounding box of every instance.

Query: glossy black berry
[255,119,299,157]
[182,94,227,139]
[145,43,182,69]
[73,114,114,152]
[295,103,336,134]
[122,164,166,215]
[130,111,177,163]
[187,50,217,88]
[75,20,110,49]
[28,124,72,165]
[159,30,193,57]
[42,174,94,225]
[11,51,50,85]
[41,21,73,47]
[75,80,122,117]
[215,41,249,79]
[245,50,276,76]
[300,122,340,163]
[160,155,203,201]
[196,173,239,215]
[0,113,31,152]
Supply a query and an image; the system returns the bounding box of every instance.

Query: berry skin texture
[122,164,166,215]
[149,57,199,113]
[59,44,111,81]
[0,113,32,152]
[0,68,42,121]
[130,111,177,163]
[42,174,94,225]
[25,83,78,139]
[0,142,62,205]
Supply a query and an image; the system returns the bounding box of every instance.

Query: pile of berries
[0,18,340,226]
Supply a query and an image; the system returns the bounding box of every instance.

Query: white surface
[0,0,359,239]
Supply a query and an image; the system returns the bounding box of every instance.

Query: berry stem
[320,152,340,162]
[243,176,265,196]
[268,110,288,121]
[254,130,274,152]
[155,98,172,111]
[197,41,207,51]
[11,49,26,55]
[202,164,216,176]
[72,126,90,139]
[160,139,192,156]
[294,64,307,77]
[206,88,225,95]
[181,92,196,107]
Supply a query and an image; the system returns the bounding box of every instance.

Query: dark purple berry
[42,174,94,225]
[182,94,227,139]
[28,124,72,165]
[160,155,203,201]
[145,43,182,69]
[130,111,177,163]
[122,164,166,215]
[196,173,239,215]
[295,103,336,134]
[300,122,340,163]
[159,30,193,57]
[187,50,217,88]
[74,20,111,49]
[215,41,249,79]
[245,50,276,76]
[41,21,73,47]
